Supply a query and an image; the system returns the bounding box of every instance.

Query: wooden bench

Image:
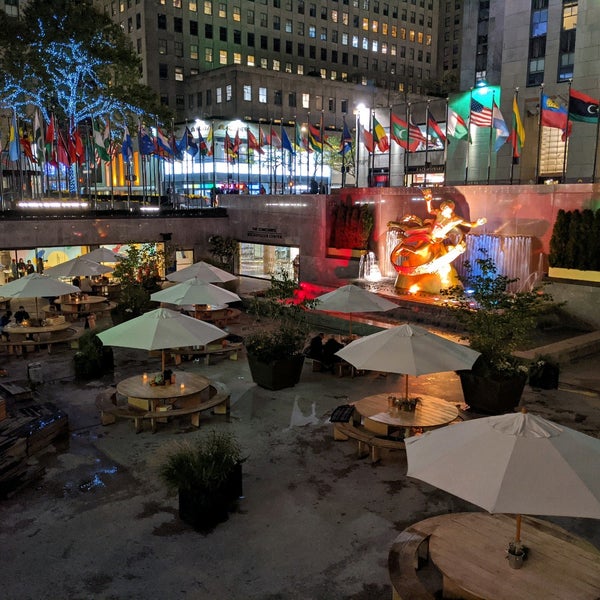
[97,380,231,433]
[332,421,405,463]
[0,327,84,356]
[388,519,443,600]
[170,342,243,366]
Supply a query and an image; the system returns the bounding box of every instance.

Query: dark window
[298,42,305,57]
[248,32,255,46]
[342,52,348,65]
[273,38,281,51]
[220,27,227,41]
[320,48,327,60]
[205,23,213,38]
[157,13,167,29]
[174,17,183,32]
[261,35,268,49]
[309,4,316,17]
[206,89,212,105]
[190,20,198,35]
[289,92,296,107]
[234,30,242,44]
[309,45,316,58]
[136,13,141,29]
[332,50,338,63]
[159,63,168,78]
[274,90,282,105]
[298,0,304,14]
[286,40,293,53]
[341,99,348,113]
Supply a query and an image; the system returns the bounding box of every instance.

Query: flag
[470,98,493,127]
[93,118,111,161]
[269,127,282,149]
[492,102,510,152]
[103,118,113,159]
[70,127,85,165]
[447,109,469,140]
[259,126,269,147]
[360,124,375,153]
[8,112,20,162]
[170,131,183,160]
[177,126,198,157]
[33,109,45,164]
[197,129,209,156]
[155,126,173,157]
[57,130,71,167]
[45,114,57,166]
[390,113,421,152]
[427,112,446,145]
[339,118,353,155]
[247,128,265,155]
[541,94,572,141]
[205,126,213,156]
[409,118,427,149]
[233,130,241,156]
[372,116,389,152]
[281,128,295,154]
[224,131,238,161]
[308,122,323,152]
[295,123,309,151]
[568,88,599,124]
[122,125,133,163]
[138,124,155,155]
[20,134,35,163]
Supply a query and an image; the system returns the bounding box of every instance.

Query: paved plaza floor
[0,303,599,600]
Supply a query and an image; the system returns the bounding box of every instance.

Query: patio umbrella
[0,273,80,319]
[83,247,123,263]
[44,256,113,278]
[97,307,227,371]
[167,261,237,283]
[335,323,480,400]
[313,284,398,335]
[150,278,241,306]
[405,410,600,548]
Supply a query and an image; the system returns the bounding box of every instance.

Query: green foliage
[111,243,163,320]
[549,209,570,267]
[549,208,600,270]
[208,235,238,272]
[245,269,316,363]
[159,431,243,493]
[329,201,375,249]
[441,250,554,377]
[73,330,113,379]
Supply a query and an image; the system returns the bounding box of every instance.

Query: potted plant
[506,540,528,569]
[159,430,244,532]
[244,269,316,390]
[528,355,560,389]
[73,330,114,380]
[442,250,554,414]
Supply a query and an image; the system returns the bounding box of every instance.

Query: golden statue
[388,189,486,293]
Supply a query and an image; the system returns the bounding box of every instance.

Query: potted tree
[442,250,554,414]
[73,330,114,380]
[159,430,244,532]
[244,269,316,390]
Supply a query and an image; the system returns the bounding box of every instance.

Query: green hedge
[549,208,600,270]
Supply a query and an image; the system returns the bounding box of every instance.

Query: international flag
[8,112,20,162]
[390,113,420,152]
[339,118,353,155]
[492,102,510,152]
[308,122,324,153]
[170,131,183,160]
[541,94,572,141]
[360,124,375,153]
[177,126,198,157]
[269,127,282,149]
[93,118,111,161]
[508,96,525,164]
[138,124,155,155]
[446,109,469,140]
[568,88,599,124]
[372,116,389,152]
[224,132,238,161]
[122,125,133,163]
[70,127,85,165]
[247,129,265,154]
[427,112,447,145]
[33,109,45,164]
[197,129,209,156]
[205,126,214,156]
[57,130,71,167]
[281,128,295,154]
[155,126,173,157]
[470,98,493,127]
[295,123,309,152]
[45,113,57,166]
[259,126,269,147]
[409,118,427,149]
[20,133,35,164]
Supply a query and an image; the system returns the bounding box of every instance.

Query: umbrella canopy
[0,273,80,298]
[83,247,123,263]
[313,284,398,335]
[167,261,237,283]
[44,257,113,278]
[405,411,600,543]
[97,308,227,371]
[150,278,241,306]
[335,323,480,399]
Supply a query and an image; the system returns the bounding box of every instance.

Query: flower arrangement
[388,395,421,412]
[506,540,528,558]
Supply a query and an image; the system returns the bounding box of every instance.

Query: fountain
[358,251,382,282]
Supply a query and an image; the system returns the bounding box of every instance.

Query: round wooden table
[117,371,210,412]
[4,320,72,339]
[60,295,108,316]
[353,392,459,437]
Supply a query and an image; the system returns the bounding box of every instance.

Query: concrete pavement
[0,306,599,600]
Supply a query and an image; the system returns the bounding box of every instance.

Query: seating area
[332,421,405,463]
[0,326,85,356]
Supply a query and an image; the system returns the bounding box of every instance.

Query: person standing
[17,258,26,278]
[10,259,18,281]
[26,260,35,275]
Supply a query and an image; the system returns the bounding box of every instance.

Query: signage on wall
[247,226,284,240]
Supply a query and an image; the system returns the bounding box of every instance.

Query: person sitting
[14,306,30,325]
[304,332,325,361]
[79,277,93,293]
[0,311,12,340]
[321,336,344,372]
[72,276,81,289]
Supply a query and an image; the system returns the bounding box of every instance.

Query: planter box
[458,371,527,415]
[548,267,600,284]
[247,354,305,390]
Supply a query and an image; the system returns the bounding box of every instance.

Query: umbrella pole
[405,374,409,401]
[515,514,522,544]
[161,350,166,373]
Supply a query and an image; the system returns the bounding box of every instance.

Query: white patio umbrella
[97,307,227,371]
[44,256,113,278]
[83,247,123,263]
[313,284,398,335]
[167,261,237,283]
[0,273,80,318]
[405,410,600,548]
[150,278,241,306]
[336,323,480,399]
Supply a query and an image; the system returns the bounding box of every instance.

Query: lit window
[372,40,378,52]
[247,54,255,66]
[189,1,197,11]
[309,26,316,38]
[260,58,268,69]
[332,10,338,22]
[226,85,232,101]
[259,87,267,103]
[219,49,227,64]
[234,52,241,64]
[158,39,167,55]
[205,47,213,62]
[273,59,280,71]
[382,42,387,54]
[218,3,226,18]
[243,85,252,101]
[285,62,292,73]
[297,64,304,75]
[233,6,241,21]
[372,19,378,33]
[216,88,222,103]
[362,17,369,30]
[302,93,310,108]
[204,1,211,15]
[190,44,198,59]
[175,66,184,81]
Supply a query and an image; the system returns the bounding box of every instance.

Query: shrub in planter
[73,330,114,380]
[159,431,244,532]
[528,356,560,389]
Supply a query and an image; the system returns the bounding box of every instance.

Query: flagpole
[387,106,393,187]
[487,91,495,184]
[355,110,360,187]
[320,111,324,192]
[424,100,431,187]
[404,102,409,187]
[211,120,216,202]
[592,93,600,183]
[510,89,518,185]
[442,98,449,185]
[535,84,544,184]
[465,88,473,184]
[562,79,572,183]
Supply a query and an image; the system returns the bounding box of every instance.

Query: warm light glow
[180,383,185,390]
[408,284,420,294]
[18,201,89,209]
[142,373,148,382]
[140,206,160,212]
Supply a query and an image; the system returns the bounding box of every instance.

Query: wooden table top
[353,393,458,429]
[428,512,600,600]
[5,321,72,335]
[117,371,210,401]
[60,295,108,306]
